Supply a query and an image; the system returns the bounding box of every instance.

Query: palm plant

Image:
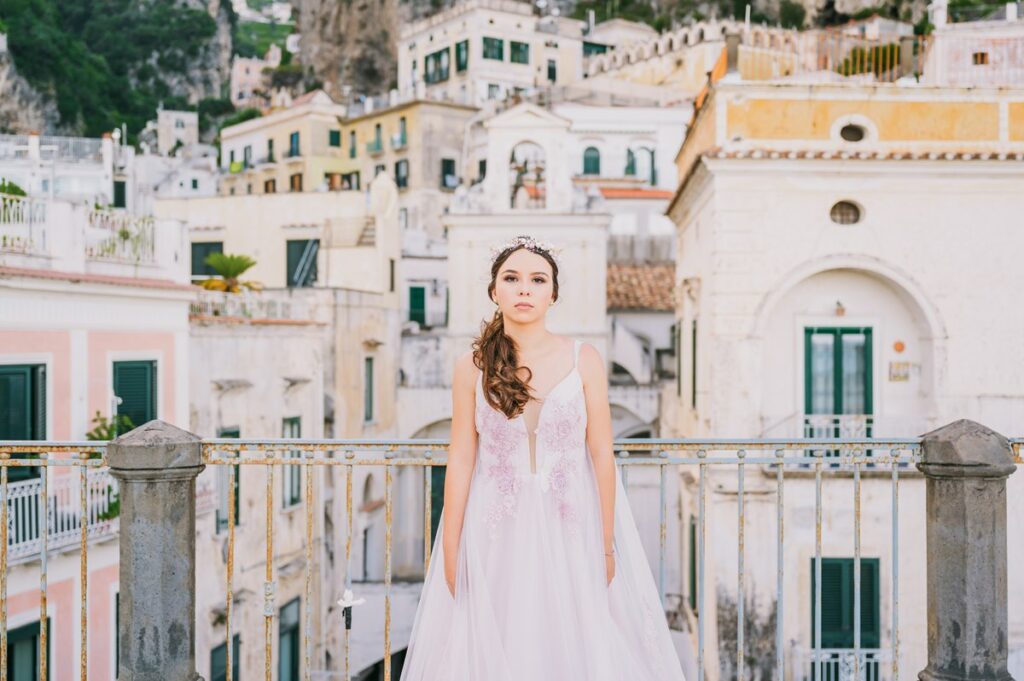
[201,252,261,293]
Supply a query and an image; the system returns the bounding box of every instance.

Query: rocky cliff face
[163,0,236,102]
[0,41,62,134]
[292,0,431,99]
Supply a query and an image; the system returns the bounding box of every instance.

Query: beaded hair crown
[488,235,562,268]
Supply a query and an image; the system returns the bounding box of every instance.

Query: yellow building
[219,90,354,196]
[337,98,478,239]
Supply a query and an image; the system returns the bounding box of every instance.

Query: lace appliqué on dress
[477,394,525,530]
[539,394,587,526]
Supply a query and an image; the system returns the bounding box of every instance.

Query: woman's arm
[579,342,617,584]
[443,351,479,596]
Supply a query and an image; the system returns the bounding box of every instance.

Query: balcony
[8,420,1017,680]
[0,193,186,281]
[6,468,118,564]
[391,132,408,151]
[366,139,384,156]
[190,289,323,323]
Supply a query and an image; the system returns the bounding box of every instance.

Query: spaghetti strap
[572,338,582,369]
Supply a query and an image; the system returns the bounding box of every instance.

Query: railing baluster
[737,448,746,681]
[304,450,314,681]
[891,449,900,681]
[384,461,394,681]
[39,454,48,681]
[79,454,89,681]
[1,457,8,681]
[226,459,236,681]
[697,449,707,681]
[264,453,275,681]
[776,448,785,681]
[854,458,862,681]
[815,451,823,681]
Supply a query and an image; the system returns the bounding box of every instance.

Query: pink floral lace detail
[476,380,525,529]
[539,378,587,526]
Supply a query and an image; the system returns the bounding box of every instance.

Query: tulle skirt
[400,457,686,681]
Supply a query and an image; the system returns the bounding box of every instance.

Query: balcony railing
[6,469,118,563]
[391,132,407,151]
[0,193,48,256]
[1,424,1018,681]
[190,289,318,322]
[366,139,384,155]
[85,207,156,264]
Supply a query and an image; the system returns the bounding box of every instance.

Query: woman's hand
[445,554,457,598]
[605,552,616,585]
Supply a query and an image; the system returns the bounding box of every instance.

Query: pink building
[0,192,192,675]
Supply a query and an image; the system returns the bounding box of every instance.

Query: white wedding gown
[400,339,686,680]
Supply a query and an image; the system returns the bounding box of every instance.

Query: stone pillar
[899,35,916,77]
[917,420,1016,681]
[108,421,205,681]
[725,31,741,74]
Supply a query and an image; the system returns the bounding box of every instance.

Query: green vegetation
[0,0,222,139]
[0,179,26,196]
[780,0,807,28]
[235,20,293,59]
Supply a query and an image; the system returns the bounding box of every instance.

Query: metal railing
[85,207,156,264]
[1,428,1019,681]
[190,289,318,322]
[0,444,107,681]
[0,193,48,256]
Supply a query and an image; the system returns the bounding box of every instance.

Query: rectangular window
[341,171,360,190]
[483,37,504,60]
[389,258,396,293]
[972,51,989,65]
[325,172,342,190]
[191,241,223,278]
[289,173,303,192]
[688,516,697,612]
[329,129,341,147]
[216,427,240,533]
[456,39,469,71]
[349,131,356,158]
[0,364,46,482]
[478,159,487,182]
[409,286,426,325]
[424,47,451,84]
[395,159,409,189]
[690,318,697,409]
[583,41,609,57]
[803,327,873,440]
[510,40,529,64]
[487,83,500,100]
[286,239,319,288]
[282,417,302,508]
[191,178,199,190]
[398,208,408,231]
[210,634,240,681]
[547,58,557,81]
[267,138,274,162]
[810,557,880,648]
[113,180,126,208]
[364,357,374,422]
[264,178,276,193]
[288,131,300,157]
[374,164,386,177]
[440,158,457,189]
[279,599,300,681]
[243,145,252,168]
[393,117,407,149]
[7,618,50,678]
[113,360,156,431]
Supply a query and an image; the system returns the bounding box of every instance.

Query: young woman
[400,235,686,680]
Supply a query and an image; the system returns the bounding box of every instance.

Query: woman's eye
[533,278,546,284]
[503,276,517,282]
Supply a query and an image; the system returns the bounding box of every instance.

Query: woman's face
[491,248,555,323]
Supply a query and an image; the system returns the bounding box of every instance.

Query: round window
[840,124,866,142]
[830,201,862,225]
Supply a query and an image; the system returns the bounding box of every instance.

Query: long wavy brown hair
[472,238,560,419]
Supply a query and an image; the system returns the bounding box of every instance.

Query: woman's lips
[514,303,533,309]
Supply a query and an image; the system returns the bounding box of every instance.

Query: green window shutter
[191,242,223,277]
[8,617,50,677]
[282,418,301,507]
[456,40,469,71]
[210,635,240,681]
[279,599,300,681]
[364,357,374,422]
[329,130,340,147]
[113,361,156,430]
[583,147,600,175]
[0,365,45,441]
[409,286,426,325]
[113,180,126,208]
[286,239,319,288]
[811,558,880,649]
[483,37,503,60]
[216,429,241,531]
[510,41,529,64]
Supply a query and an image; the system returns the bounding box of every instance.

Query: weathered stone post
[109,420,205,681]
[918,420,1016,681]
[725,31,741,73]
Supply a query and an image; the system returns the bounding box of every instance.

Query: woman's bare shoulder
[453,350,479,388]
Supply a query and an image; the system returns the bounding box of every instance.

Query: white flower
[337,588,365,608]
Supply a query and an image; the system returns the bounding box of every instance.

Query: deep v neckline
[517,366,579,436]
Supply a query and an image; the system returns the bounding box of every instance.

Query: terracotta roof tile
[606,262,675,311]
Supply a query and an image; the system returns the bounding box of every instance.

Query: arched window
[625,149,637,176]
[583,146,601,176]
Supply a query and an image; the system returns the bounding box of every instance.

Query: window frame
[482,37,504,61]
[510,40,530,64]
[281,417,302,508]
[582,146,601,175]
[113,360,157,430]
